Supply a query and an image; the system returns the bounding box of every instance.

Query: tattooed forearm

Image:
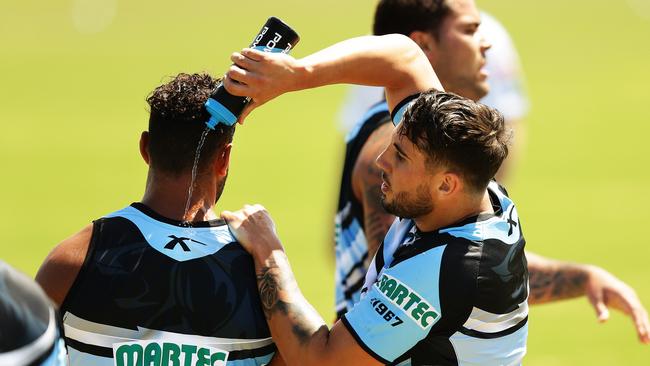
[256,252,323,345]
[363,183,394,259]
[358,123,397,261]
[528,260,588,304]
[258,264,285,318]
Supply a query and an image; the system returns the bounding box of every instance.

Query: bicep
[36,224,92,306]
[315,320,383,366]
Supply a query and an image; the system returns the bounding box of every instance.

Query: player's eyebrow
[393,143,410,160]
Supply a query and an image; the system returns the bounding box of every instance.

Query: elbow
[376,34,436,90]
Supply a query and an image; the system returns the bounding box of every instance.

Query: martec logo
[112,340,228,366]
[164,235,207,252]
[375,273,440,329]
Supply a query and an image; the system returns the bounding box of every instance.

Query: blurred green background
[1,0,649,364]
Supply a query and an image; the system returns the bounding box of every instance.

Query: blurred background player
[35,74,279,365]
[0,260,67,366]
[333,0,649,344]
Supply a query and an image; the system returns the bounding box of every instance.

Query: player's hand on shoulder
[585,265,650,344]
[221,204,284,261]
[224,48,304,124]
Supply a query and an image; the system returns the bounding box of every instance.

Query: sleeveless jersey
[334,101,391,318]
[342,181,529,365]
[60,203,275,366]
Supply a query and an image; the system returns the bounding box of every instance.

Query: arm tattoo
[357,122,395,260]
[256,253,318,344]
[363,173,393,259]
[528,262,588,304]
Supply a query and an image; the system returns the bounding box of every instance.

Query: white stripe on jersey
[63,312,274,352]
[462,301,528,333]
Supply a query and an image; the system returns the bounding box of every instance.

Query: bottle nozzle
[204,98,237,128]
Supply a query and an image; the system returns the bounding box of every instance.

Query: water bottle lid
[205,98,237,128]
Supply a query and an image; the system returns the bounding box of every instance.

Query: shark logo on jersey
[164,235,207,252]
[104,206,236,262]
[376,273,440,329]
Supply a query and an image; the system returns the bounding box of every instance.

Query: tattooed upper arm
[352,122,396,261]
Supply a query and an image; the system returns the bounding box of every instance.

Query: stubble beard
[381,183,434,219]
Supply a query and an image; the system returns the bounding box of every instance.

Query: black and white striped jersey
[342,181,529,365]
[334,101,392,318]
[60,203,275,366]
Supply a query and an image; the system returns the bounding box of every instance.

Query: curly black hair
[146,73,235,176]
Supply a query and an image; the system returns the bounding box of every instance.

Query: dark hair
[373,0,451,38]
[146,73,235,176]
[400,90,511,192]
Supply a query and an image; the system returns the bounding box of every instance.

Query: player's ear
[438,172,459,197]
[139,131,150,165]
[409,31,438,62]
[214,143,232,177]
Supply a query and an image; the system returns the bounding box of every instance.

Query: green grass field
[2,0,649,364]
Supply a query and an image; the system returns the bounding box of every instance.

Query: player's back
[60,203,274,366]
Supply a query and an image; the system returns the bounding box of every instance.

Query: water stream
[182,127,211,226]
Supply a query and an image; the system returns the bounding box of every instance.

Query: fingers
[223,75,250,97]
[237,101,257,125]
[620,292,650,344]
[587,289,610,322]
[220,210,235,221]
[631,306,650,344]
[596,301,611,323]
[231,52,259,72]
[226,65,263,89]
[241,48,267,61]
[221,205,267,219]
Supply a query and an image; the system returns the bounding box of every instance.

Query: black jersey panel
[475,237,528,314]
[61,217,270,339]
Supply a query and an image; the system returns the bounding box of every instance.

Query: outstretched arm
[222,205,381,366]
[223,34,442,122]
[527,251,649,344]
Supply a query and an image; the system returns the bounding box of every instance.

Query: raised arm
[223,34,442,122]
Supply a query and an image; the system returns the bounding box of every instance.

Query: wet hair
[146,73,234,176]
[373,0,451,38]
[400,90,511,192]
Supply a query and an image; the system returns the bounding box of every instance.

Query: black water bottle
[205,17,300,128]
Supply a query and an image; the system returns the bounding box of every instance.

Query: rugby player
[332,0,649,343]
[0,260,67,366]
[222,34,527,364]
[36,74,279,365]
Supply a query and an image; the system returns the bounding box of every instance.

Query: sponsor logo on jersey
[375,273,440,329]
[112,340,228,366]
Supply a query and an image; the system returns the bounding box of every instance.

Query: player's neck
[414,190,493,232]
[140,170,219,223]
